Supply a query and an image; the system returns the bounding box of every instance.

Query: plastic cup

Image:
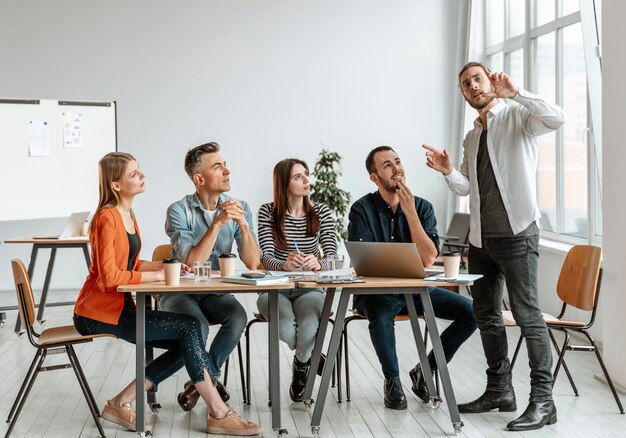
[194,260,211,282]
[163,258,182,286]
[443,251,461,279]
[219,253,237,277]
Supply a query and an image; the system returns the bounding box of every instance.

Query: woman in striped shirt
[256,158,338,402]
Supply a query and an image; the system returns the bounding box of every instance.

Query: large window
[474,0,602,244]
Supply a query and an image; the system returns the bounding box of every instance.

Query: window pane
[487,0,504,44]
[534,0,555,27]
[508,0,526,37]
[487,52,504,73]
[561,0,580,17]
[562,23,588,238]
[507,49,524,90]
[533,33,556,232]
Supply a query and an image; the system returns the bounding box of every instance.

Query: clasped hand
[283,251,321,271]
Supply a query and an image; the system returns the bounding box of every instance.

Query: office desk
[299,277,471,436]
[3,236,90,332]
[118,278,295,437]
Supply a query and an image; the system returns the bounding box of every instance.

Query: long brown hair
[91,152,136,231]
[272,158,320,249]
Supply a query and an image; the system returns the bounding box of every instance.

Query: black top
[125,232,141,308]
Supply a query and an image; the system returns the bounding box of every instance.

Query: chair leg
[510,334,524,369]
[552,330,570,384]
[336,335,342,402]
[244,319,262,405]
[548,329,578,395]
[66,345,106,438]
[6,349,41,423]
[5,349,46,438]
[581,331,625,414]
[343,317,356,402]
[236,341,245,402]
[223,356,230,386]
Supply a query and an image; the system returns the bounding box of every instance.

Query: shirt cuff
[444,168,465,184]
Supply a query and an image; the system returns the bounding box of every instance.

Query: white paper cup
[219,253,236,277]
[163,258,181,286]
[443,252,461,279]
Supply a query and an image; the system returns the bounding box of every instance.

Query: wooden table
[298,277,472,436]
[3,236,90,332]
[118,278,296,437]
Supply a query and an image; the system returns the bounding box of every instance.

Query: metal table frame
[303,282,464,436]
[118,279,293,437]
[3,237,90,332]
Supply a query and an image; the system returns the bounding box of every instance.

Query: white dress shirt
[445,89,565,247]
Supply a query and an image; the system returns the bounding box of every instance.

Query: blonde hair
[91,152,136,231]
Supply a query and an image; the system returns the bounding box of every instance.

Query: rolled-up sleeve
[165,202,195,263]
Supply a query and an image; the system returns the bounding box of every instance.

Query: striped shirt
[257,202,337,271]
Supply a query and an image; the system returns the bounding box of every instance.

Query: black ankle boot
[506,400,557,431]
[457,388,517,413]
[409,363,430,403]
[290,357,310,402]
[383,376,407,410]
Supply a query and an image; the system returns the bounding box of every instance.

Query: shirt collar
[472,99,507,127]
[191,192,226,211]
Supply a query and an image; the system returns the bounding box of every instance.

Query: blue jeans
[469,234,553,401]
[158,293,247,380]
[353,287,476,379]
[256,288,325,362]
[73,305,215,388]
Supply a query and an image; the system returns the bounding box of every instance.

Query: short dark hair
[458,61,488,83]
[365,145,396,174]
[184,142,220,180]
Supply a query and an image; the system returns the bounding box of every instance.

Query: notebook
[34,211,90,239]
[345,241,440,279]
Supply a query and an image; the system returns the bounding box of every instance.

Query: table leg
[311,289,350,429]
[418,288,463,432]
[404,291,438,400]
[268,289,282,432]
[135,293,147,435]
[304,287,336,403]
[36,248,57,322]
[82,243,91,267]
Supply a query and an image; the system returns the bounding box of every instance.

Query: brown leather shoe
[178,380,231,411]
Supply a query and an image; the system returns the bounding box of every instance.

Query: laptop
[34,211,90,239]
[345,241,440,279]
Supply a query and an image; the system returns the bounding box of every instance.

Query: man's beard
[467,93,495,110]
[379,176,401,192]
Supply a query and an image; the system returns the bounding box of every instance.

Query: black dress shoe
[177,379,230,411]
[384,376,407,410]
[458,389,517,413]
[409,363,430,403]
[290,357,311,402]
[507,400,557,431]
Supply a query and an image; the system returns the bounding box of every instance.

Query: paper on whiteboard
[28,120,50,157]
[63,112,83,148]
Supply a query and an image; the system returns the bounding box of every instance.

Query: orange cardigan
[74,207,145,325]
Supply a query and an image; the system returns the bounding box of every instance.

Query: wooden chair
[6,259,115,438]
[150,244,245,400]
[503,245,624,414]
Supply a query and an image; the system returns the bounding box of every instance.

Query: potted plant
[310,147,351,242]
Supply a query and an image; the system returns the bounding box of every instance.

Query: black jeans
[469,234,553,401]
[353,287,477,379]
[74,304,215,390]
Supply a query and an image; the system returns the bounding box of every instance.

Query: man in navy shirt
[348,145,476,410]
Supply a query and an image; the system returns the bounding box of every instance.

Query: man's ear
[192,173,204,186]
[369,173,378,184]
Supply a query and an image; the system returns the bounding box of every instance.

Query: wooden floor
[1,288,625,438]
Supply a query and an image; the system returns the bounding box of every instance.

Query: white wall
[601,1,626,388]
[0,0,462,292]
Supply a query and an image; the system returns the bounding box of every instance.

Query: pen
[293,240,301,256]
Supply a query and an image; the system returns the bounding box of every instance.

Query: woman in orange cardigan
[73,152,262,436]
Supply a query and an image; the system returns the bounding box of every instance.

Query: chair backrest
[446,213,470,243]
[11,259,36,330]
[556,245,602,311]
[152,243,172,262]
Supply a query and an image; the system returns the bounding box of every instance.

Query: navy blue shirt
[348,191,440,253]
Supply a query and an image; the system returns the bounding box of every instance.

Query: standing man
[162,142,260,412]
[423,62,565,431]
[348,145,476,410]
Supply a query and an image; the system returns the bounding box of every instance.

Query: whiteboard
[0,98,117,221]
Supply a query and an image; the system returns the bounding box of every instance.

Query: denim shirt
[165,193,258,270]
[347,191,440,253]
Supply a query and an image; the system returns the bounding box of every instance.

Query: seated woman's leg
[256,291,297,350]
[291,288,325,362]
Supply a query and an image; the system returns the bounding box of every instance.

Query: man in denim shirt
[163,142,261,411]
[348,145,476,410]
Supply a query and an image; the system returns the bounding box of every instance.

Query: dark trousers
[74,305,214,390]
[354,287,477,379]
[469,233,553,401]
